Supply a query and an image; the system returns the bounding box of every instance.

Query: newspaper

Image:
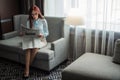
[21,24,39,37]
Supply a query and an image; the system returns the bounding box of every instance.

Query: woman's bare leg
[30,48,39,64]
[24,49,31,77]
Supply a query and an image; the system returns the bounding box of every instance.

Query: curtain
[66,0,120,60]
[20,0,44,14]
[20,0,33,14]
[44,0,120,60]
[35,0,44,15]
[73,0,120,59]
[44,0,64,17]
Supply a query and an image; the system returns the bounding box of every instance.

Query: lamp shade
[65,16,84,26]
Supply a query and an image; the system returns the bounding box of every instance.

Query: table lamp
[65,15,84,60]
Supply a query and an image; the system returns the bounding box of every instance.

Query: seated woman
[20,5,49,78]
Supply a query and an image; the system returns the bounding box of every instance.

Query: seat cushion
[62,53,120,80]
[0,36,54,60]
[0,36,22,53]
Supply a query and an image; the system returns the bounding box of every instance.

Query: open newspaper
[21,24,39,37]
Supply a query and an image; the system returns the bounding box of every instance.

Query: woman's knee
[25,49,31,53]
[32,48,39,51]
[31,48,38,54]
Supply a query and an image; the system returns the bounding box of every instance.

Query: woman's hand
[38,33,44,38]
[38,33,46,42]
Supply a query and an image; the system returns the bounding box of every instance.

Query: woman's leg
[24,49,31,77]
[30,48,39,64]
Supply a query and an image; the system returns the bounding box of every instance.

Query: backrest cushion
[13,14,28,32]
[45,17,64,42]
[20,15,29,27]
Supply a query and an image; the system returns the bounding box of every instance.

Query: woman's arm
[42,19,49,37]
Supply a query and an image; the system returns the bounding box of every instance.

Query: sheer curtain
[75,0,120,59]
[44,0,120,59]
[44,0,64,17]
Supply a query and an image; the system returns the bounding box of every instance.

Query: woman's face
[31,10,39,20]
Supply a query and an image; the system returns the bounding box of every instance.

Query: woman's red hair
[28,5,44,28]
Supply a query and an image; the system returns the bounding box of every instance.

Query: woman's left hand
[37,33,44,38]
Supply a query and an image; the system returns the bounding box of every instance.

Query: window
[44,0,120,32]
[65,0,120,32]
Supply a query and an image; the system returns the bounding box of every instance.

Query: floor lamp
[65,16,84,60]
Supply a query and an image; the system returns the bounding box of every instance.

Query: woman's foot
[23,75,29,79]
[23,72,29,79]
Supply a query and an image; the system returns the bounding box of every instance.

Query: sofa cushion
[62,53,120,80]
[0,36,54,60]
[0,36,22,53]
[13,15,28,32]
[113,39,120,64]
[45,17,64,42]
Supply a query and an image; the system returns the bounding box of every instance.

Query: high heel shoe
[23,72,29,79]
[23,75,29,79]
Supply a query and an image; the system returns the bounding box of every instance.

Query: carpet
[0,58,72,80]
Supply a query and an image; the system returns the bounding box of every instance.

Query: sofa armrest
[51,38,66,56]
[2,31,18,39]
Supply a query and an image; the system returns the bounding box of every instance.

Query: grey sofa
[62,39,120,80]
[0,14,70,71]
[62,53,120,80]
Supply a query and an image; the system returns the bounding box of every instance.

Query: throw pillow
[113,39,120,64]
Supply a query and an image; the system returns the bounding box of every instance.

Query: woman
[21,5,49,78]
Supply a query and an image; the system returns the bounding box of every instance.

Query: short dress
[22,18,49,50]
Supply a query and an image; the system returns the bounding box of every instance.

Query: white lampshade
[65,16,84,26]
